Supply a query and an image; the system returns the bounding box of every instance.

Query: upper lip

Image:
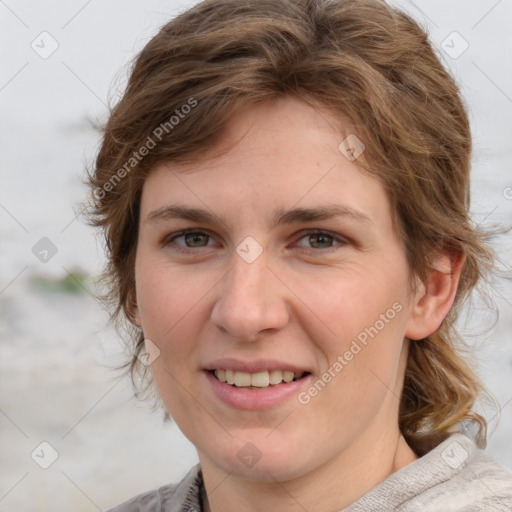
[204,357,311,374]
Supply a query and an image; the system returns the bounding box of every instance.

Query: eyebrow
[145,203,372,229]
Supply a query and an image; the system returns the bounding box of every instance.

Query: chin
[203,435,314,483]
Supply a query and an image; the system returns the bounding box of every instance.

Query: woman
[87,0,512,510]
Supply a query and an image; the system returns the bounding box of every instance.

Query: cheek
[297,263,410,401]
[135,257,212,339]
[295,262,408,346]
[134,259,216,399]
[135,263,209,420]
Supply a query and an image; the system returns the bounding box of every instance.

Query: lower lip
[204,371,311,410]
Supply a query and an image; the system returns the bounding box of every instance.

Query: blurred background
[1,1,511,510]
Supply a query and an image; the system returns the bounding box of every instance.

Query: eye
[294,230,348,251]
[162,228,348,254]
[164,230,215,250]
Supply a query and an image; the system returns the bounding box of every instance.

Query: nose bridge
[211,248,288,341]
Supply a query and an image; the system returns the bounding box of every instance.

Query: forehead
[140,96,393,232]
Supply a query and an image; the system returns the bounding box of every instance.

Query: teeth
[251,371,269,388]
[283,370,294,383]
[234,371,251,387]
[269,370,283,385]
[213,369,305,387]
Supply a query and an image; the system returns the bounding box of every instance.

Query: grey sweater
[107,433,512,511]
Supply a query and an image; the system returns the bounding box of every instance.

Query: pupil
[312,234,331,248]
[186,233,207,247]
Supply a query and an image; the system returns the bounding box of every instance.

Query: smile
[211,369,307,388]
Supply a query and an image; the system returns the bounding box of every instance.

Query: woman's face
[134,96,419,481]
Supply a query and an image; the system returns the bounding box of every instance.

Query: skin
[133,96,462,512]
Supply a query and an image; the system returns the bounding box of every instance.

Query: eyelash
[163,229,348,254]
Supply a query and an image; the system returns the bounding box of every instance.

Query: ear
[405,249,464,340]
[134,305,143,329]
[127,290,143,329]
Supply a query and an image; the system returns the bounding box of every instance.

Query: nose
[210,250,290,342]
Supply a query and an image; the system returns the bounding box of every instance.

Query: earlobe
[405,250,464,341]
[128,291,143,329]
[134,306,143,329]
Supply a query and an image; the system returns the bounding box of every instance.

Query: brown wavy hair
[87,0,501,455]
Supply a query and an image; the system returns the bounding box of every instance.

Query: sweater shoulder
[106,486,169,512]
[345,434,512,512]
[106,465,202,512]
[411,442,512,511]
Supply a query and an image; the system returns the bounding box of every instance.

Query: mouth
[203,358,313,409]
[209,369,310,389]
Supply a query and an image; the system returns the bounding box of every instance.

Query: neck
[200,427,417,512]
